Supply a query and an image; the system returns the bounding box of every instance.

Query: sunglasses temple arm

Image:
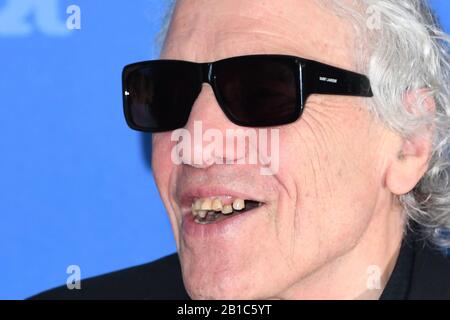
[302,61,373,102]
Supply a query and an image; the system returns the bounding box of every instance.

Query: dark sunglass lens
[123,61,201,132]
[215,56,299,127]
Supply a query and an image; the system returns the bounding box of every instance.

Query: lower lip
[181,206,263,239]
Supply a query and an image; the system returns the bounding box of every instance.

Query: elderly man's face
[152,0,400,299]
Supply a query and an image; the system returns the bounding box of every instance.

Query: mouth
[190,196,264,225]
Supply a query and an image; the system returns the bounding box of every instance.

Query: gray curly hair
[322,0,450,248]
[158,0,450,248]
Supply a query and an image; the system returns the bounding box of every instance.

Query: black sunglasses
[122,54,373,132]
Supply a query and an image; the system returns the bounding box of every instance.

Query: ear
[385,90,435,196]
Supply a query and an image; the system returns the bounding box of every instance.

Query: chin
[179,250,271,300]
[183,273,262,300]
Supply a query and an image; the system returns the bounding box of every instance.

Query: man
[33,0,450,299]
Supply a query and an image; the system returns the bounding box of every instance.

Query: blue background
[0,0,448,300]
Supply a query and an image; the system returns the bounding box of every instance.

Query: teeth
[193,199,202,210]
[190,197,254,221]
[212,198,223,211]
[221,204,233,215]
[191,206,198,217]
[200,198,212,211]
[197,210,207,219]
[232,199,245,211]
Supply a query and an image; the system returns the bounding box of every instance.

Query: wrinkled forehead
[161,0,358,71]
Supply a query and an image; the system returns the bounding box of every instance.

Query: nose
[176,84,246,168]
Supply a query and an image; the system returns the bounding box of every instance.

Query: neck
[280,199,406,300]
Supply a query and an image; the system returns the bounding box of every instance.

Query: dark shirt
[30,228,450,300]
[380,227,450,299]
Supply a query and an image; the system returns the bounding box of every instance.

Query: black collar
[379,229,415,299]
[380,226,450,300]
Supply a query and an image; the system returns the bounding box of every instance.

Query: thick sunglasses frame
[122,54,373,132]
